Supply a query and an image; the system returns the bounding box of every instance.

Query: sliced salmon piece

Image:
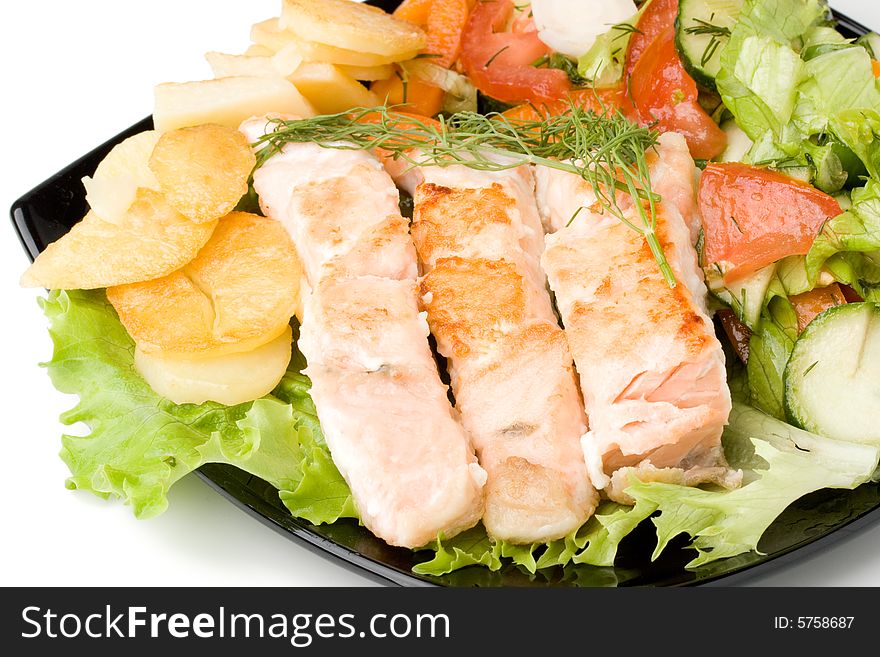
[537,139,738,498]
[300,276,485,547]
[413,164,597,543]
[535,132,702,242]
[243,117,485,548]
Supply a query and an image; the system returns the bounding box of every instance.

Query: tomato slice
[790,284,847,333]
[629,27,727,160]
[626,0,680,76]
[699,163,843,282]
[459,0,571,105]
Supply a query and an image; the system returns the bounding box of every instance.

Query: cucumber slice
[707,262,776,329]
[675,0,743,91]
[784,302,880,445]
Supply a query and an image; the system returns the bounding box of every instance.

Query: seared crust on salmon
[538,139,740,497]
[412,164,597,544]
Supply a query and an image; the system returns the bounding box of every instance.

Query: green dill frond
[251,104,675,285]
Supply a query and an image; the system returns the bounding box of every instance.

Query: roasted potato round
[134,326,293,406]
[20,190,217,290]
[108,212,302,355]
[279,0,426,57]
[149,123,256,224]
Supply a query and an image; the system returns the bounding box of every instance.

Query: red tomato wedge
[626,0,679,76]
[629,27,727,160]
[699,163,843,282]
[790,284,847,333]
[459,0,571,105]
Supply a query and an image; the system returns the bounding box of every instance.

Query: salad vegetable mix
[24,0,880,579]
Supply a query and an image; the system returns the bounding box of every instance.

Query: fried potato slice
[153,76,316,132]
[280,0,426,57]
[20,190,217,290]
[149,124,256,224]
[108,212,302,355]
[250,18,414,66]
[82,131,161,225]
[134,326,292,406]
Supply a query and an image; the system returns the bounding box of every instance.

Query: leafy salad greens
[709,0,880,419]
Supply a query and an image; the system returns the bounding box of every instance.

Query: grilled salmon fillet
[538,136,740,501]
[411,165,597,543]
[242,118,485,548]
[536,133,702,241]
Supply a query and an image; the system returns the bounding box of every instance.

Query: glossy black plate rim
[10,5,880,588]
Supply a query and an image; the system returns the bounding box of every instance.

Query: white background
[1,0,879,588]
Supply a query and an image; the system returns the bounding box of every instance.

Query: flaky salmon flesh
[538,133,740,501]
[242,116,740,547]
[407,163,597,544]
[243,117,485,549]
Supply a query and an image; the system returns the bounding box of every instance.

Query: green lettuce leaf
[576,10,641,86]
[746,297,798,419]
[717,0,880,192]
[41,288,356,522]
[796,47,880,135]
[413,526,501,575]
[412,502,649,577]
[721,35,806,140]
[717,0,826,143]
[627,402,880,568]
[806,179,880,300]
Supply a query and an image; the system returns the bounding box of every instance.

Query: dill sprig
[684,17,732,67]
[252,105,674,285]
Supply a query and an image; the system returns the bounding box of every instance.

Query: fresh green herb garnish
[611,22,642,38]
[485,45,510,68]
[685,17,732,67]
[251,105,675,285]
[534,53,591,87]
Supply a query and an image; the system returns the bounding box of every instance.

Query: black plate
[10,3,880,587]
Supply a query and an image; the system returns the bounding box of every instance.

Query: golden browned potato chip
[280,0,426,57]
[108,212,302,355]
[149,124,256,224]
[20,189,217,290]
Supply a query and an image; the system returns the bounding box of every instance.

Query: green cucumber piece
[784,302,880,445]
[675,0,743,91]
[707,262,776,329]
